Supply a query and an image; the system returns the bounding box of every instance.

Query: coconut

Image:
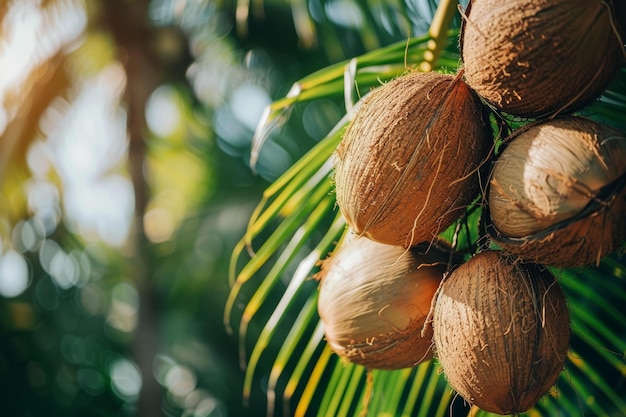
[334,71,491,248]
[461,0,626,118]
[316,235,451,370]
[488,117,626,267]
[433,250,570,415]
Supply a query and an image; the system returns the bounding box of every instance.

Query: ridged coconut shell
[334,71,491,248]
[461,0,625,118]
[488,117,626,267]
[317,236,451,370]
[433,250,570,415]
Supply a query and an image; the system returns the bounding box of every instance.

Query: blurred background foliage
[0,0,444,416]
[0,0,624,417]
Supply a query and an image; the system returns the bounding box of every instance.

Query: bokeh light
[110,358,142,400]
[229,83,271,131]
[147,85,183,138]
[78,281,106,315]
[0,249,30,297]
[165,364,197,398]
[144,207,176,243]
[324,0,364,28]
[76,367,105,396]
[107,283,139,334]
[302,99,342,141]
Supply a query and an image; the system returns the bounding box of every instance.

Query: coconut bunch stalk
[487,116,626,267]
[433,250,571,415]
[461,0,626,118]
[334,71,491,248]
[316,235,452,370]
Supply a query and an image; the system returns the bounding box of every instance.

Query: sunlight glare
[34,62,134,247]
[0,0,86,133]
[64,175,135,246]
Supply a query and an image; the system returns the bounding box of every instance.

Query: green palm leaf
[225,1,626,416]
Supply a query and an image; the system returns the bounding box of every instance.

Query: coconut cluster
[316,0,625,413]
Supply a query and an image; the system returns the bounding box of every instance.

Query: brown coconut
[488,117,626,267]
[317,236,451,370]
[334,71,491,248]
[433,250,570,415]
[461,0,626,118]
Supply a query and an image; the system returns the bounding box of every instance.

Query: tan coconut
[317,236,451,370]
[433,250,570,415]
[488,117,626,267]
[334,71,491,248]
[461,0,625,118]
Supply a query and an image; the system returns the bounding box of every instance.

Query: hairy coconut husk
[461,0,625,118]
[488,117,626,267]
[334,71,491,248]
[433,250,570,415]
[317,236,452,370]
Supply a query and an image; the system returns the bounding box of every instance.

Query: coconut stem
[419,0,459,72]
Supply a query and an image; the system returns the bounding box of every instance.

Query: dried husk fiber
[461,0,626,118]
[433,250,570,415]
[317,235,451,370]
[334,71,491,248]
[488,117,626,267]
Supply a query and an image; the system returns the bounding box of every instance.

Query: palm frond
[248,30,461,171]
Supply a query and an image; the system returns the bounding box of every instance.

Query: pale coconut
[317,236,452,369]
[488,116,626,267]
